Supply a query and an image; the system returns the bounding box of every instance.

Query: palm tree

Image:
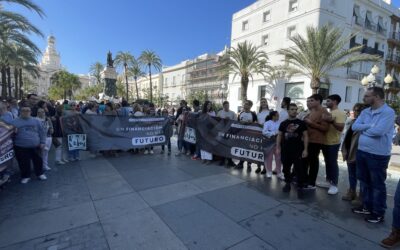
[139,50,162,103]
[278,25,381,94]
[225,41,271,105]
[128,61,145,100]
[114,51,134,101]
[89,62,104,85]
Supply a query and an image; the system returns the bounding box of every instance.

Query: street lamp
[361,65,380,87]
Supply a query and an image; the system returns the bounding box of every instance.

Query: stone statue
[107,51,114,67]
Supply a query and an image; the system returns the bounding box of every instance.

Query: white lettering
[231,147,264,162]
[132,136,166,146]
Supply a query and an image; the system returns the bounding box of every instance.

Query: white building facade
[228,0,398,112]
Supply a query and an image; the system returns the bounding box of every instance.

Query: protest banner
[0,122,14,170]
[62,114,171,151]
[186,114,275,164]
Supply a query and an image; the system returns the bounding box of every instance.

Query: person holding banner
[236,100,257,171]
[200,101,216,164]
[161,109,173,155]
[256,98,270,174]
[217,101,237,167]
[11,106,47,184]
[262,111,283,179]
[67,102,81,161]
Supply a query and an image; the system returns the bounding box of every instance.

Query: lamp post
[384,73,393,101]
[361,65,380,88]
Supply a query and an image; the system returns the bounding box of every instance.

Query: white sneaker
[56,161,65,165]
[150,150,154,155]
[328,185,338,195]
[144,150,149,155]
[62,159,69,163]
[277,173,285,181]
[266,171,273,178]
[21,178,30,184]
[38,174,47,181]
[316,181,331,189]
[43,166,51,171]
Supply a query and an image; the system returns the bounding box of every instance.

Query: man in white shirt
[217,101,237,120]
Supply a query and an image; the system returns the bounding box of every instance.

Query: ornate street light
[361,65,380,87]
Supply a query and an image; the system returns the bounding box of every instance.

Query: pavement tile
[240,204,380,250]
[119,167,193,191]
[0,222,108,250]
[154,196,252,250]
[101,208,187,250]
[139,181,203,206]
[86,174,134,200]
[0,202,98,248]
[176,162,229,178]
[227,236,275,250]
[94,192,149,220]
[197,184,281,222]
[80,159,119,180]
[189,173,245,192]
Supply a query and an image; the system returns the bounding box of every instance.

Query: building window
[285,82,304,99]
[289,0,298,12]
[172,76,176,86]
[318,82,330,100]
[287,26,296,39]
[261,34,269,46]
[258,85,267,100]
[263,11,271,22]
[345,86,352,103]
[242,21,249,31]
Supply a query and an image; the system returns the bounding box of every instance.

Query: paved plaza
[0,142,399,250]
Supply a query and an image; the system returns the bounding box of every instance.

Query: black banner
[62,114,171,151]
[0,121,14,170]
[185,113,275,163]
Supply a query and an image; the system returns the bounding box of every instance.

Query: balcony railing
[389,32,400,41]
[350,41,384,57]
[365,20,377,31]
[347,71,367,81]
[386,54,400,65]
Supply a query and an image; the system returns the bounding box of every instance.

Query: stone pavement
[0,144,399,250]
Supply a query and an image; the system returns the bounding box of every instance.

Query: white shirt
[218,110,237,120]
[257,110,270,125]
[239,111,255,123]
[263,120,280,138]
[279,109,289,124]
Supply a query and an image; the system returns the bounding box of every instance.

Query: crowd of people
[0,86,400,248]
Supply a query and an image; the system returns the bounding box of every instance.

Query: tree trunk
[6,66,11,98]
[1,67,7,99]
[310,77,320,95]
[149,64,153,103]
[134,76,139,100]
[240,76,249,106]
[124,65,129,101]
[14,67,18,99]
[19,69,23,100]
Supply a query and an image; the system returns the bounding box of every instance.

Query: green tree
[278,25,381,94]
[114,51,134,101]
[50,70,81,100]
[89,62,104,85]
[225,41,271,105]
[139,50,162,103]
[74,84,102,101]
[127,62,145,100]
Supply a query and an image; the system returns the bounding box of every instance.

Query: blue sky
[6,0,255,74]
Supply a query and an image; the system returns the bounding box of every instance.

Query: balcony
[365,20,377,32]
[386,54,400,68]
[350,41,384,57]
[388,32,400,46]
[347,71,367,81]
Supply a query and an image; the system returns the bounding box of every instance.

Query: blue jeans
[322,144,340,185]
[347,162,357,190]
[356,150,390,216]
[393,180,400,228]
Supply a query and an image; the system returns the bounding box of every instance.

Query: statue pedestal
[101,66,117,97]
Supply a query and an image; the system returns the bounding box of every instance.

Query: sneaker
[260,169,266,175]
[247,166,252,172]
[43,166,51,171]
[191,155,199,160]
[327,185,338,195]
[175,152,182,157]
[365,213,384,223]
[266,171,273,178]
[316,181,331,189]
[56,161,65,165]
[62,159,69,163]
[255,167,261,174]
[38,174,47,181]
[144,150,149,155]
[20,178,30,184]
[186,152,191,156]
[282,183,291,193]
[381,227,400,248]
[150,150,154,155]
[303,185,316,190]
[351,206,371,215]
[277,173,285,181]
